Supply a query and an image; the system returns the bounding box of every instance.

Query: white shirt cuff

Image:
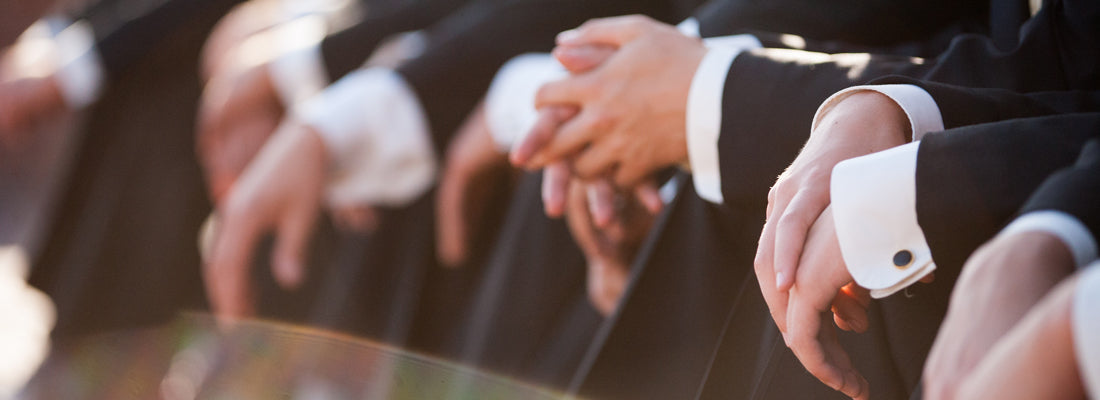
[294,68,436,208]
[484,53,566,151]
[832,142,935,298]
[813,84,944,141]
[685,34,762,205]
[676,18,700,38]
[266,16,329,107]
[52,20,105,109]
[1000,211,1099,268]
[1073,261,1100,398]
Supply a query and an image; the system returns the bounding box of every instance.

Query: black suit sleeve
[395,0,687,155]
[913,113,1100,281]
[713,0,1100,210]
[1018,138,1100,267]
[319,0,471,81]
[79,0,245,83]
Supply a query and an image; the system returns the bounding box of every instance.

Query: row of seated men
[2,0,1097,398]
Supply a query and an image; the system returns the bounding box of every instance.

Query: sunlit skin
[511,15,704,189]
[923,231,1077,399]
[756,91,908,399]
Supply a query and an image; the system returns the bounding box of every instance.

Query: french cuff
[813,84,944,141]
[485,53,566,151]
[832,142,935,298]
[685,35,761,205]
[53,20,105,109]
[1000,211,1099,268]
[267,16,329,107]
[294,68,436,208]
[1073,262,1100,398]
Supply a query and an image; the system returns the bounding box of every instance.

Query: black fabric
[915,113,1100,284]
[319,0,472,80]
[28,3,226,339]
[569,175,757,400]
[447,173,601,391]
[81,0,245,82]
[1020,138,1100,253]
[716,0,1100,211]
[694,0,987,50]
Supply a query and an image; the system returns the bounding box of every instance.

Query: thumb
[557,15,654,47]
[271,204,316,290]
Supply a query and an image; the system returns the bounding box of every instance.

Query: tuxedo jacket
[714,0,1099,213]
[1020,138,1100,253]
[76,0,244,82]
[564,1,1002,399]
[869,79,1100,283]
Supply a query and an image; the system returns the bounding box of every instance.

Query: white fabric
[825,84,945,297]
[812,85,943,140]
[294,68,436,207]
[1073,262,1100,399]
[682,35,762,204]
[1001,211,1099,268]
[484,53,566,151]
[266,16,329,106]
[676,18,700,38]
[832,142,935,298]
[51,19,105,108]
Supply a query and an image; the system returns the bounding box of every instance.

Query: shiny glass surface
[19,313,567,399]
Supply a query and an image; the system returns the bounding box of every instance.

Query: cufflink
[893,250,913,269]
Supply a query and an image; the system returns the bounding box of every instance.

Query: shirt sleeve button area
[893,250,913,269]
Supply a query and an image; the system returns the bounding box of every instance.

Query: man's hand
[196,62,284,204]
[923,231,1076,399]
[512,15,705,188]
[203,121,326,319]
[564,178,659,315]
[782,207,871,400]
[957,274,1085,400]
[435,102,515,268]
[756,91,909,334]
[0,45,66,147]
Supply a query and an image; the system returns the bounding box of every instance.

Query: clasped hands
[513,16,910,399]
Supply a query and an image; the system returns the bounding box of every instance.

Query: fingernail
[557,29,580,44]
[775,272,787,290]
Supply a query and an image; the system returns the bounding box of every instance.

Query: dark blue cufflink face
[893,250,913,268]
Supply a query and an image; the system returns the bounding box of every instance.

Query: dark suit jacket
[715,0,1100,212]
[1019,138,1100,257]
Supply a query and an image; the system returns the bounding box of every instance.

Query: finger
[511,106,577,167]
[436,159,473,267]
[542,161,572,218]
[556,15,654,47]
[613,157,654,189]
[755,219,789,333]
[786,290,845,392]
[788,288,869,400]
[830,291,869,333]
[920,272,936,284]
[271,202,316,290]
[821,319,870,400]
[773,190,828,292]
[552,44,616,73]
[572,135,621,180]
[633,181,663,215]
[533,75,593,110]
[587,179,618,229]
[526,108,606,168]
[205,205,263,318]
